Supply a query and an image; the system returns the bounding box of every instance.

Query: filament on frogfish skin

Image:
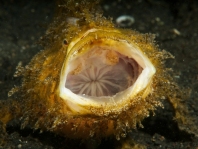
[65,48,143,97]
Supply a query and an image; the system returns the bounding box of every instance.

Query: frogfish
[0,0,195,143]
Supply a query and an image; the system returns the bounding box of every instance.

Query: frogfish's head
[16,26,164,139]
[58,28,156,115]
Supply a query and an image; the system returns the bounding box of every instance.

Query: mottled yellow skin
[0,0,195,141]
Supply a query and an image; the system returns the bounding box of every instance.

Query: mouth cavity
[65,47,143,97]
[59,29,156,113]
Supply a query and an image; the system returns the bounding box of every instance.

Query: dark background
[0,0,198,148]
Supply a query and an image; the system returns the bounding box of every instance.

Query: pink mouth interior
[65,47,142,97]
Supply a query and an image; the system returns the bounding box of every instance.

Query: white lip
[58,28,156,114]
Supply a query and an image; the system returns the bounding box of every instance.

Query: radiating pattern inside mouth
[65,47,143,97]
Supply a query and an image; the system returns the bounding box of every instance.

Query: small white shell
[116,15,135,27]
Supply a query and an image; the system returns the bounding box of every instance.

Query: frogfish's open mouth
[59,28,156,114]
[65,48,143,97]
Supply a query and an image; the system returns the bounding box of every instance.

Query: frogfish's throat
[58,28,156,114]
[65,48,143,97]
